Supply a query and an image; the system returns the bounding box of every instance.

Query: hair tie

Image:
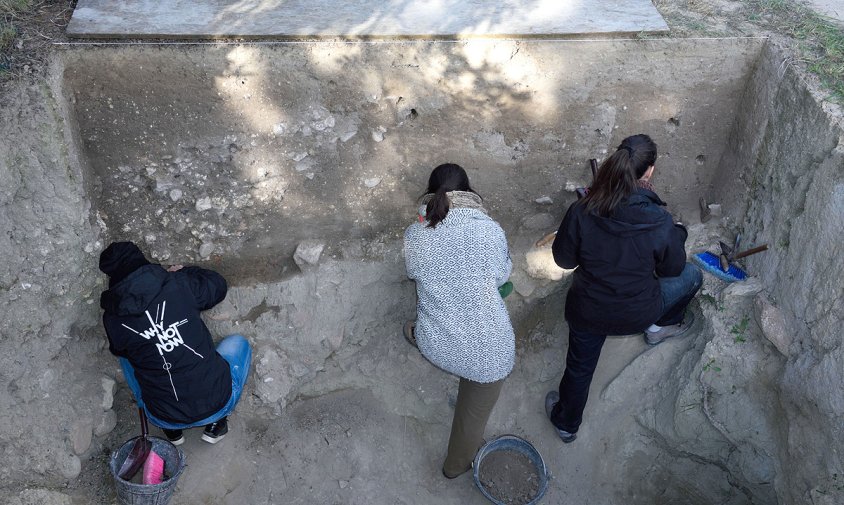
[620,145,634,156]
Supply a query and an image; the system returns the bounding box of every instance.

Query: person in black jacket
[545,134,702,443]
[99,241,252,445]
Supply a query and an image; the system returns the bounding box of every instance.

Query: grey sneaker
[645,310,696,346]
[544,391,577,443]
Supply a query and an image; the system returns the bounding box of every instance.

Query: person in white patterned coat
[403,163,515,479]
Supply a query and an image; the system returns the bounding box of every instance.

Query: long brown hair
[582,134,657,217]
[423,163,478,228]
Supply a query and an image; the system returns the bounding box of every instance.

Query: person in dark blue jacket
[545,134,702,443]
[99,241,251,445]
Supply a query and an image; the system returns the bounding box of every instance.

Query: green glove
[498,281,513,299]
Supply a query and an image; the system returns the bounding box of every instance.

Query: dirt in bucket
[478,449,541,505]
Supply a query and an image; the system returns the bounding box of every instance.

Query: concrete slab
[805,0,843,24]
[66,0,669,39]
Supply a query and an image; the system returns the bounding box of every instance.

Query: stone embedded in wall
[70,417,93,455]
[93,409,117,437]
[101,377,116,410]
[511,270,537,298]
[195,196,213,212]
[199,241,215,258]
[754,294,791,356]
[56,451,81,480]
[294,241,325,269]
[720,277,763,300]
[255,349,294,406]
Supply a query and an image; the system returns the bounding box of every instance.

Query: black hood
[100,264,167,316]
[592,188,669,237]
[99,241,151,287]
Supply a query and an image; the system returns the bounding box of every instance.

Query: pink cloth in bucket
[142,449,165,485]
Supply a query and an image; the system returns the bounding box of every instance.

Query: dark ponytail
[423,163,476,228]
[582,134,657,217]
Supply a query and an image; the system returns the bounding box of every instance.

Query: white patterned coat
[404,207,515,383]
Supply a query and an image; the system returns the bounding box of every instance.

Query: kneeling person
[99,241,251,445]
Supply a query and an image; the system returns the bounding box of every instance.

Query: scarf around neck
[419,190,487,214]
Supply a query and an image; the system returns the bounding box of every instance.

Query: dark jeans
[656,263,703,326]
[551,263,702,433]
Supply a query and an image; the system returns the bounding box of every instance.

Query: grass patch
[0,22,15,51]
[0,0,30,52]
[703,358,722,372]
[744,0,844,102]
[731,316,750,343]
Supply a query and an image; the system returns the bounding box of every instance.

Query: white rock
[372,130,384,142]
[169,188,183,201]
[195,197,213,212]
[708,203,722,217]
[525,248,567,281]
[340,130,357,142]
[313,116,335,131]
[199,242,215,258]
[272,123,287,136]
[294,240,325,268]
[364,177,382,188]
[535,196,554,205]
[339,480,349,489]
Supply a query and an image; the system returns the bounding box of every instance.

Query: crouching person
[99,241,252,445]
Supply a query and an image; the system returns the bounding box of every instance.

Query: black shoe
[544,391,577,443]
[163,429,184,446]
[201,417,228,444]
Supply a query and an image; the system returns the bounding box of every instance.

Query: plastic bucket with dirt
[109,436,186,505]
[473,434,549,505]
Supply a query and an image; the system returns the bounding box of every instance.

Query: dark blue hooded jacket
[552,188,688,335]
[100,264,232,424]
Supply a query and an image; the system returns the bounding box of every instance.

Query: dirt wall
[60,38,764,284]
[0,59,107,487]
[647,41,844,505]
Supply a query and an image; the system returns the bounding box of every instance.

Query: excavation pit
[2,34,842,505]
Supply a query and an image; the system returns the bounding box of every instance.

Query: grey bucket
[473,434,549,505]
[110,436,186,505]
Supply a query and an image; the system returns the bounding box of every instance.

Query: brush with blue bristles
[692,237,768,283]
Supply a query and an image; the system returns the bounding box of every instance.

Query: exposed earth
[1,1,843,505]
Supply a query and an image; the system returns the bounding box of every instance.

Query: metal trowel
[117,408,152,480]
